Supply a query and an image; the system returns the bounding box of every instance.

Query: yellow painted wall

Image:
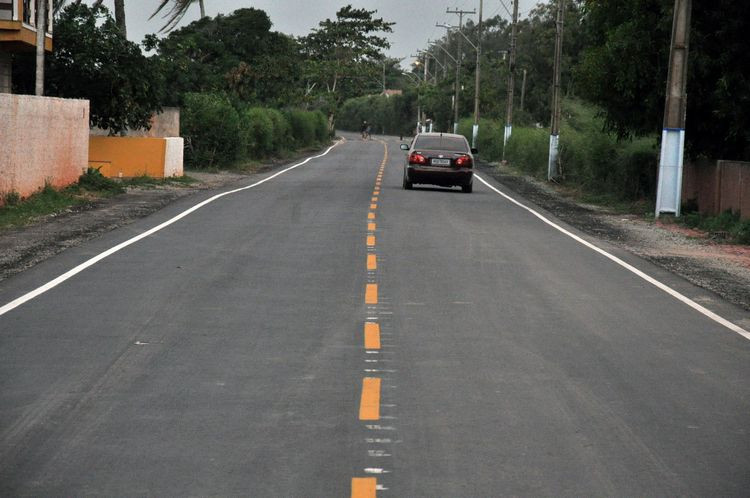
[89,136,168,178]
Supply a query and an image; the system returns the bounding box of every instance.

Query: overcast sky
[105,0,542,64]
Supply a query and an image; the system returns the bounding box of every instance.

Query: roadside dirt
[479,162,750,311]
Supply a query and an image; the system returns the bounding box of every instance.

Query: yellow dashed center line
[364,322,381,349]
[352,141,389,495]
[351,477,377,498]
[359,377,381,420]
[365,283,378,304]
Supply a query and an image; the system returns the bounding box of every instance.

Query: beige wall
[0,94,89,199]
[90,107,180,138]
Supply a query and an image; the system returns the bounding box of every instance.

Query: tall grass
[457,98,659,202]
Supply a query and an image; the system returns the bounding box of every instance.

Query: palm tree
[151,0,206,32]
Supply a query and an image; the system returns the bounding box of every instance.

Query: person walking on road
[361,120,371,140]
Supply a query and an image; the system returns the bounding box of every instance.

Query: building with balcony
[0,0,53,93]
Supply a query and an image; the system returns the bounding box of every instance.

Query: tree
[53,0,126,37]
[47,3,163,133]
[575,0,750,159]
[300,5,394,128]
[152,0,207,32]
[145,8,304,107]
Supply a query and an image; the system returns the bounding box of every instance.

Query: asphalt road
[1,134,748,496]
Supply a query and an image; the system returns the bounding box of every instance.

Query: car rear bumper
[406,166,473,187]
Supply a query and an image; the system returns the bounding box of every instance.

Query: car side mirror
[400,143,409,151]
[471,148,478,154]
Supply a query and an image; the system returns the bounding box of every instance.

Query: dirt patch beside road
[479,163,750,311]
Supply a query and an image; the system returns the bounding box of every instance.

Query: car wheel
[462,182,473,193]
[403,172,413,190]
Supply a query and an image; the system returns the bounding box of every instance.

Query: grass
[0,184,86,229]
[679,210,750,244]
[0,169,196,230]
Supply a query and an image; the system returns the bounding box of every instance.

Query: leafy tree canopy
[47,3,163,133]
[300,5,394,119]
[576,0,750,159]
[145,8,304,107]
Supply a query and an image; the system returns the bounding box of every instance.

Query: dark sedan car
[401,132,477,193]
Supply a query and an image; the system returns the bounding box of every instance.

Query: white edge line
[474,173,750,341]
[0,141,344,317]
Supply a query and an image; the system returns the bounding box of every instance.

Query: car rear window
[413,136,469,152]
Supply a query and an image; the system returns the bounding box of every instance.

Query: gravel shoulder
[479,162,750,311]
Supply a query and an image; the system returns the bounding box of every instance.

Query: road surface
[1,135,748,496]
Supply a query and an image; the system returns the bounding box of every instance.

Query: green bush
[338,92,418,137]
[266,108,291,153]
[181,92,241,168]
[733,219,750,244]
[285,109,316,148]
[457,118,504,162]
[77,167,125,193]
[504,127,550,177]
[240,107,274,158]
[3,191,21,206]
[312,110,329,142]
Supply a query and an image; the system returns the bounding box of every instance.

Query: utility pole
[472,0,483,148]
[547,0,565,180]
[519,69,527,112]
[655,0,691,217]
[446,7,475,133]
[502,0,519,157]
[411,54,429,133]
[382,60,386,94]
[35,0,48,96]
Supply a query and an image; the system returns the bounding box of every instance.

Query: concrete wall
[90,107,180,138]
[0,94,89,199]
[89,136,183,178]
[682,160,750,219]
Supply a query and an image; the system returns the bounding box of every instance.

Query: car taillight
[408,152,427,165]
[455,155,473,168]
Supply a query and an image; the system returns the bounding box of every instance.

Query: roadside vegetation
[678,211,750,245]
[0,170,195,230]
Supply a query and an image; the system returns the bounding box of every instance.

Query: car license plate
[431,158,451,166]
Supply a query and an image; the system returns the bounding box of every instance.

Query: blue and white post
[548,133,559,181]
[655,0,691,217]
[655,128,685,216]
